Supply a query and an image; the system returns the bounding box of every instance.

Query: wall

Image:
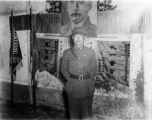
[143,34,152,119]
[0,1,31,102]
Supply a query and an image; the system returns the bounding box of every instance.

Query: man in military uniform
[61,27,97,119]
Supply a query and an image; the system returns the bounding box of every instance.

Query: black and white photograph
[0,0,152,120]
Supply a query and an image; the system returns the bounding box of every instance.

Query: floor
[0,99,69,119]
[0,99,106,120]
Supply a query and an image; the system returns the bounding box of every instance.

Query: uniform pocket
[69,59,77,68]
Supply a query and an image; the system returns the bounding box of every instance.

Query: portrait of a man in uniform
[61,0,97,37]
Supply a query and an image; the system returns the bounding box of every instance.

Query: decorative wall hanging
[97,0,117,11]
[10,25,23,77]
[61,1,97,37]
[46,0,61,13]
[96,41,130,92]
[36,14,60,35]
[37,38,58,76]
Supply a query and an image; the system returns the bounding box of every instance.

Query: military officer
[61,27,97,119]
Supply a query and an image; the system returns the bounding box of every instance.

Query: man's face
[73,34,84,47]
[67,1,91,24]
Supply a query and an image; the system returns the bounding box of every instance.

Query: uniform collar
[74,45,84,50]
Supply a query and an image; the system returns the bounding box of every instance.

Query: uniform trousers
[68,95,93,120]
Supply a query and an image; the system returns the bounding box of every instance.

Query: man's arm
[61,50,71,81]
[90,50,97,82]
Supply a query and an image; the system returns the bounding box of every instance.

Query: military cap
[72,27,87,36]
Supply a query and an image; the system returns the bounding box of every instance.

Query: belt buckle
[79,75,83,81]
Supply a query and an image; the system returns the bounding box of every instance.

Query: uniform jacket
[61,46,97,99]
[61,17,97,37]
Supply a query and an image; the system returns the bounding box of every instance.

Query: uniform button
[84,54,86,56]
[79,71,81,72]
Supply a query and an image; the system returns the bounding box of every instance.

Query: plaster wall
[143,34,152,119]
[0,0,45,85]
[0,1,31,101]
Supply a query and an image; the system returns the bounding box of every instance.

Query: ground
[0,99,107,120]
[0,99,68,119]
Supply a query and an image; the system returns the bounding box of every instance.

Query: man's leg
[68,95,80,119]
[80,96,93,119]
[88,96,93,118]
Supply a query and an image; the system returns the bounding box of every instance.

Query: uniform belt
[70,73,91,80]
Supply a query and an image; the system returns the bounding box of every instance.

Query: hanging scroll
[96,41,130,89]
[37,38,58,76]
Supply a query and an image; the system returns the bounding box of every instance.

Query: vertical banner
[96,41,130,91]
[61,1,97,37]
[37,38,58,76]
[9,25,23,77]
